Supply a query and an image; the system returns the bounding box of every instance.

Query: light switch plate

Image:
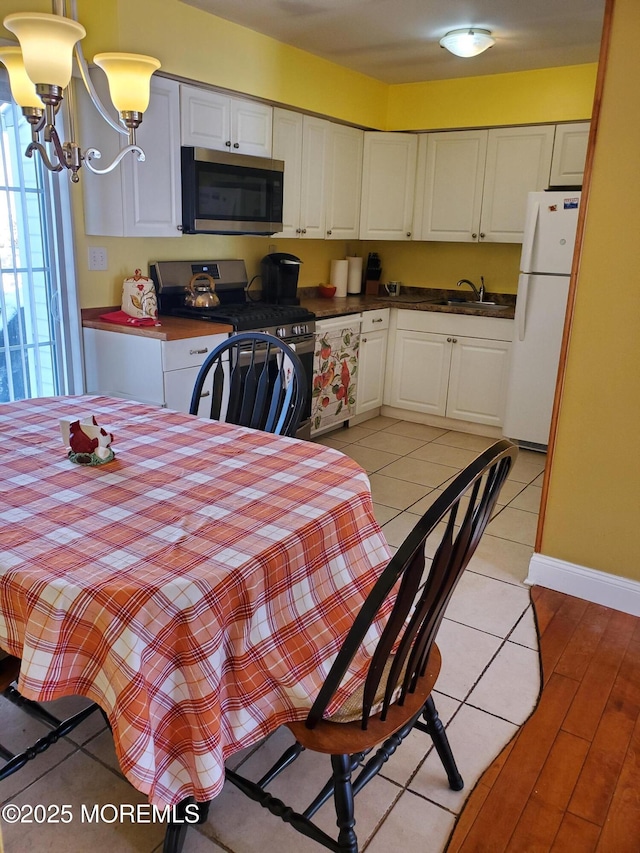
[88,246,108,271]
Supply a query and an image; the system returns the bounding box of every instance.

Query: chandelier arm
[25,139,64,173]
[67,0,128,137]
[72,43,129,137]
[83,144,146,175]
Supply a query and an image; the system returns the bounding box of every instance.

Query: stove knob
[276,326,286,338]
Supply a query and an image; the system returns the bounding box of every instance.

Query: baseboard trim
[527,553,640,617]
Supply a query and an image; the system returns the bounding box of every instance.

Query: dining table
[0,395,391,809]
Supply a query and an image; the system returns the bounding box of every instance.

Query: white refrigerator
[503,190,581,449]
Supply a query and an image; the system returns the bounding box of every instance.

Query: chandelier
[0,1,160,183]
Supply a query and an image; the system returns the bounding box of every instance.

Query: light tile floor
[0,417,544,853]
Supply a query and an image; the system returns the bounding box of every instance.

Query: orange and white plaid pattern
[0,396,390,807]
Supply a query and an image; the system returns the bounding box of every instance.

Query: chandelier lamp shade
[439,28,495,58]
[0,5,161,183]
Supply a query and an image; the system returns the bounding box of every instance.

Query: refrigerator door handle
[517,273,529,342]
[520,200,540,273]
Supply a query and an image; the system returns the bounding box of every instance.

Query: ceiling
[180,0,605,85]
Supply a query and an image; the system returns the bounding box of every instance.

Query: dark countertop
[300,287,515,320]
[82,288,514,342]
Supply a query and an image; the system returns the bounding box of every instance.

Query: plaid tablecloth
[0,396,390,807]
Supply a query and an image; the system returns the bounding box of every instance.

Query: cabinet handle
[200,390,210,398]
[327,230,332,235]
[295,228,302,234]
[301,228,306,234]
[190,347,209,355]
[472,233,477,239]
[362,336,368,343]
[406,232,411,237]
[447,337,452,342]
[452,338,458,343]
[233,142,240,149]
[225,140,232,147]
[479,233,485,239]
[372,318,383,323]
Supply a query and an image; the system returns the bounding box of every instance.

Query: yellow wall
[0,0,597,308]
[387,65,597,131]
[540,0,640,582]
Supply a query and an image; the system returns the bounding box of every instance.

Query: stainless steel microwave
[181,147,284,235]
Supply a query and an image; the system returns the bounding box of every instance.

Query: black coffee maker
[261,253,303,305]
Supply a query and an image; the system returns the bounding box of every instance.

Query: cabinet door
[415,130,487,242]
[180,86,230,150]
[231,99,272,157]
[299,116,330,239]
[356,329,388,414]
[80,74,181,237]
[447,336,511,426]
[325,123,363,240]
[387,329,450,415]
[83,329,165,405]
[359,132,417,240]
[272,108,303,238]
[480,126,555,243]
[122,76,182,237]
[550,122,590,187]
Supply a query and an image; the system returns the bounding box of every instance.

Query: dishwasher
[311,314,361,436]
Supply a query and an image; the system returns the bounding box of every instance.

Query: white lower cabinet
[355,309,389,415]
[83,329,228,416]
[384,310,512,428]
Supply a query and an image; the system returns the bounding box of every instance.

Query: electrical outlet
[88,247,108,271]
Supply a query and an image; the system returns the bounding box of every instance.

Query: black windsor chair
[163,438,518,853]
[189,331,308,438]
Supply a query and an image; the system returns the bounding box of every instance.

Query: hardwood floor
[446,586,640,853]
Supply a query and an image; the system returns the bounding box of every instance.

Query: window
[0,73,82,402]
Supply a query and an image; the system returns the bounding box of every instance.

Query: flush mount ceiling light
[439,28,495,58]
[0,1,160,183]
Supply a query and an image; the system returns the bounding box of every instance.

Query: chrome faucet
[456,276,486,302]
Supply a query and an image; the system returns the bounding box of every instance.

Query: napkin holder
[61,417,115,466]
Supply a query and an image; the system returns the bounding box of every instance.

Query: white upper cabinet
[413,130,487,243]
[272,109,362,240]
[481,125,555,242]
[272,108,304,237]
[359,132,418,240]
[414,126,555,243]
[80,74,182,238]
[325,123,363,240]
[180,85,272,157]
[299,115,331,239]
[550,122,590,186]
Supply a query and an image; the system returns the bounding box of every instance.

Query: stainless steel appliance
[150,260,316,439]
[261,252,302,305]
[181,148,284,235]
[503,190,581,450]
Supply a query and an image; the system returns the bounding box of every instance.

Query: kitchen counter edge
[81,308,233,341]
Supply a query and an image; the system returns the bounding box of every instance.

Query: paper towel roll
[346,256,363,294]
[330,259,348,297]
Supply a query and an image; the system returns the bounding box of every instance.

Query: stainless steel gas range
[149,260,316,439]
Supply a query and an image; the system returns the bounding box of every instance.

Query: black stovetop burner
[166,301,315,331]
